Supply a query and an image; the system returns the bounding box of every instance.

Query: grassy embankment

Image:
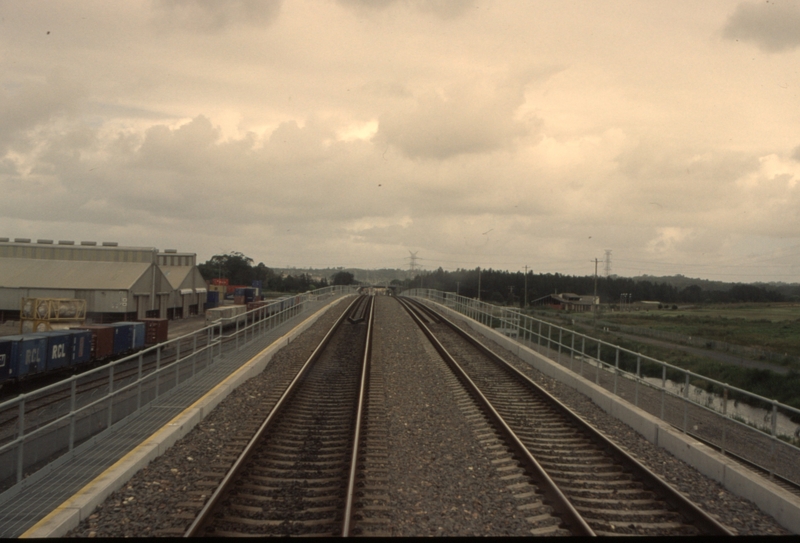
[546,303,800,412]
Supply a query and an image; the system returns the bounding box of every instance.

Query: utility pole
[523,265,528,310]
[593,258,599,315]
[477,267,481,302]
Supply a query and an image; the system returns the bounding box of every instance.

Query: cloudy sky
[2,0,800,283]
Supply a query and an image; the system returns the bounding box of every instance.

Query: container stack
[140,318,169,346]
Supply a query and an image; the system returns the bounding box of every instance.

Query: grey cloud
[722,1,800,52]
[0,73,83,153]
[153,0,282,32]
[337,0,473,20]
[375,81,536,160]
[134,115,221,171]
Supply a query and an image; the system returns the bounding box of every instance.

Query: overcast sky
[2,0,799,283]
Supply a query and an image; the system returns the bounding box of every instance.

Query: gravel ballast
[66,295,791,536]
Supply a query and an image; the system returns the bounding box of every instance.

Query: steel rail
[183,295,366,537]
[404,296,734,536]
[342,295,375,536]
[397,296,596,537]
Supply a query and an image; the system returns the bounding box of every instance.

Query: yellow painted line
[21,300,342,538]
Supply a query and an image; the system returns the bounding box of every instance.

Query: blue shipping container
[0,337,14,383]
[113,322,145,352]
[69,329,93,366]
[130,322,145,351]
[207,291,219,304]
[39,331,73,371]
[110,323,134,355]
[0,335,48,380]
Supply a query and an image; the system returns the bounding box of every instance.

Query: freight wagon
[0,321,154,389]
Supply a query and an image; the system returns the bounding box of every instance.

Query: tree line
[197,252,358,293]
[399,267,796,306]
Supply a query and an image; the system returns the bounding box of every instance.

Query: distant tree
[198,252,256,285]
[332,271,355,285]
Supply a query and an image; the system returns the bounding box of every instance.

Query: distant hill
[629,274,800,296]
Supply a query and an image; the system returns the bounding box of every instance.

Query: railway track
[397,296,734,537]
[184,295,377,537]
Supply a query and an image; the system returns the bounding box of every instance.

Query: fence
[404,289,800,486]
[0,286,355,502]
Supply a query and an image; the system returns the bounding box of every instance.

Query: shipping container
[233,295,245,305]
[109,322,145,354]
[0,335,48,380]
[38,331,72,371]
[140,318,168,346]
[110,323,133,355]
[206,305,247,324]
[68,329,93,366]
[207,291,219,304]
[72,325,115,360]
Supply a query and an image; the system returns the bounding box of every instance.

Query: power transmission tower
[405,251,420,279]
[604,250,612,277]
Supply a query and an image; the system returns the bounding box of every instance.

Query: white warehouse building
[0,238,207,323]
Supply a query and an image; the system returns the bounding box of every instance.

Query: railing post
[557,329,562,364]
[614,348,619,395]
[537,321,542,348]
[661,365,667,420]
[17,398,25,483]
[596,342,601,384]
[770,400,777,478]
[722,386,728,456]
[107,364,115,430]
[192,334,197,378]
[156,345,161,398]
[635,356,641,407]
[137,352,143,411]
[580,337,585,376]
[570,334,575,372]
[547,325,552,357]
[683,373,690,433]
[69,379,77,452]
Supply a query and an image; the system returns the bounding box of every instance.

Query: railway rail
[397,296,734,537]
[184,295,376,537]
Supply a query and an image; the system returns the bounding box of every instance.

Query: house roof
[160,266,193,290]
[0,258,152,290]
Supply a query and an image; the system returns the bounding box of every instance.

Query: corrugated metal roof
[0,258,152,290]
[160,266,193,289]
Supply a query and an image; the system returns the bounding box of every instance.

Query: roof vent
[164,249,178,253]
[102,242,118,247]
[58,240,75,245]
[0,237,9,242]
[80,241,97,246]
[14,238,31,243]
[37,239,53,244]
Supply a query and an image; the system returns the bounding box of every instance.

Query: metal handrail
[403,288,800,480]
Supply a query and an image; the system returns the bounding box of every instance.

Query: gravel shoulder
[63,296,792,536]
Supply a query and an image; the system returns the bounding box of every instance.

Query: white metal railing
[0,285,356,500]
[404,288,800,482]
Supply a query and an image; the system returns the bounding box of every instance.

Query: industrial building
[0,238,207,323]
[530,292,599,312]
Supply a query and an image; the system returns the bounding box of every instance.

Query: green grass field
[580,303,800,357]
